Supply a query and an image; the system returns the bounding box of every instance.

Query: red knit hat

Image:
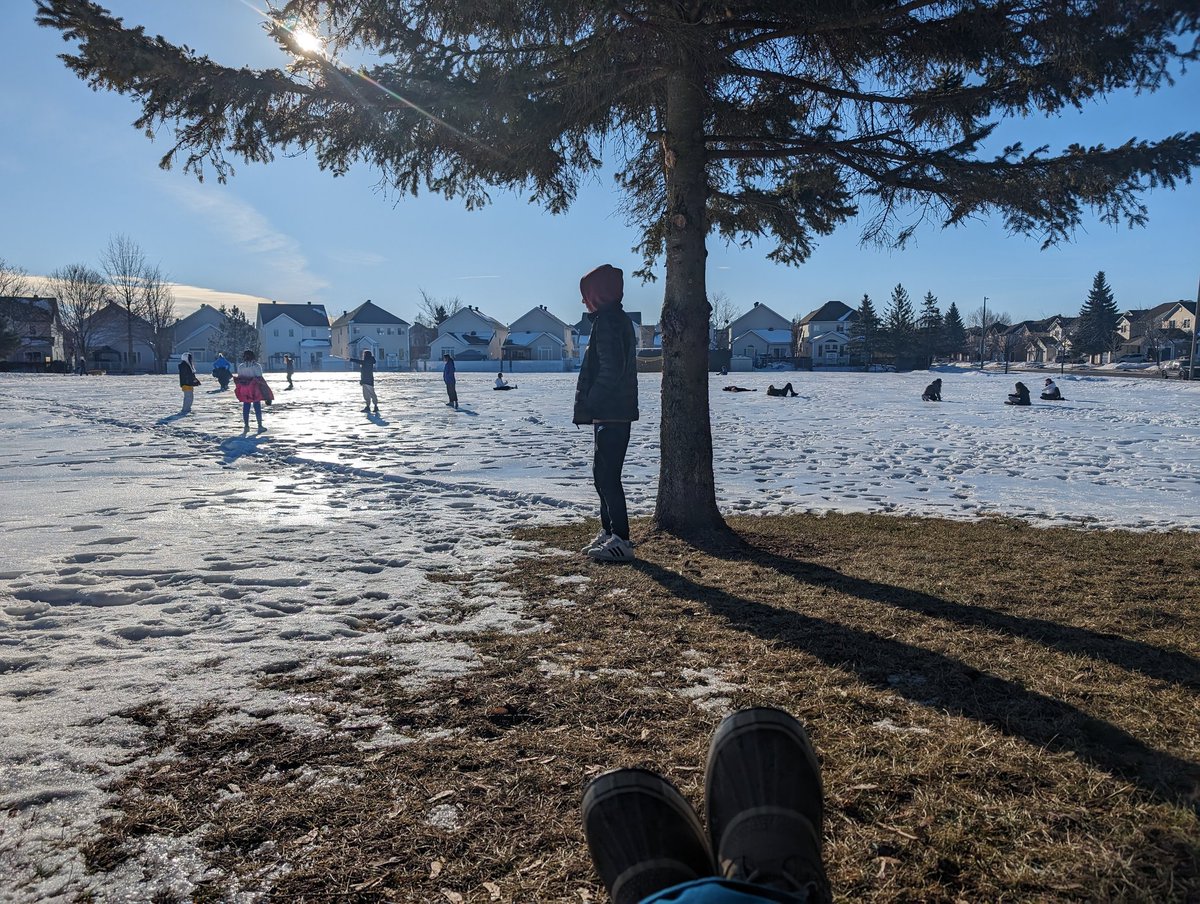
[580,264,624,313]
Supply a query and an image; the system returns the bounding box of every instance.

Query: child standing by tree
[574,264,639,562]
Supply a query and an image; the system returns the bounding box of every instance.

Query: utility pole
[1190,276,1198,381]
[979,296,988,368]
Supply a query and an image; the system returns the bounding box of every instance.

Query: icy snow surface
[0,368,1197,900]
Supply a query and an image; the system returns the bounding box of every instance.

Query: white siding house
[731,327,793,361]
[330,301,411,369]
[507,305,574,359]
[432,306,508,361]
[726,302,790,348]
[257,302,332,370]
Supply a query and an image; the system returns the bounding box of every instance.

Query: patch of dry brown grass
[81,514,1200,902]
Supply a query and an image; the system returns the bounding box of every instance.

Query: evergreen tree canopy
[849,293,879,365]
[884,284,917,364]
[1076,270,1121,355]
[917,291,944,366]
[36,0,1200,531]
[210,305,260,360]
[943,302,967,358]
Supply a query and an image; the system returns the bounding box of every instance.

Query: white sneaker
[581,530,611,553]
[586,535,636,562]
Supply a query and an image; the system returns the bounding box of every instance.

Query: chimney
[306,301,311,305]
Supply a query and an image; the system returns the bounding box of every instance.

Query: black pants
[593,422,631,540]
[446,382,458,406]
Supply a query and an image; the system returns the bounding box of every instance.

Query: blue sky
[2,1,1197,328]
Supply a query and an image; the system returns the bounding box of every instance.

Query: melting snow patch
[425,803,461,830]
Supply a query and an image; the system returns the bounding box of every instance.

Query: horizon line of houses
[2,294,1196,373]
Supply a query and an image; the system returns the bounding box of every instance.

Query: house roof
[259,302,330,328]
[798,300,855,325]
[443,330,496,346]
[730,302,789,330]
[330,300,409,328]
[575,311,641,335]
[504,331,565,348]
[511,306,569,329]
[808,330,850,344]
[90,301,153,329]
[0,296,59,317]
[445,306,507,331]
[734,328,793,345]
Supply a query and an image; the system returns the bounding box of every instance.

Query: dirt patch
[81,514,1200,901]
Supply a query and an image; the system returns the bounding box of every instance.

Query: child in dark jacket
[178,354,200,414]
[1005,381,1031,406]
[922,378,942,401]
[574,264,638,563]
[442,354,458,408]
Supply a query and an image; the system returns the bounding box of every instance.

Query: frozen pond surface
[0,368,1197,900]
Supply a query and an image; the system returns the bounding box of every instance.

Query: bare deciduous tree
[141,265,177,373]
[416,289,463,328]
[100,234,150,370]
[0,257,31,298]
[707,292,740,350]
[49,263,109,368]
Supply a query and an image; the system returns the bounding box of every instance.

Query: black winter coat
[178,360,198,388]
[573,305,638,424]
[356,357,375,386]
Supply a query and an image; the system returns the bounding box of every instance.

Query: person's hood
[580,264,624,313]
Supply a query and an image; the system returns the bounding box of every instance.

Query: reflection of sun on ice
[292,28,324,54]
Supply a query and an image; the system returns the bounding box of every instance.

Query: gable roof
[443,305,507,332]
[504,331,565,348]
[734,328,793,345]
[798,300,856,325]
[258,302,330,328]
[330,300,409,328]
[729,302,789,329]
[511,305,569,329]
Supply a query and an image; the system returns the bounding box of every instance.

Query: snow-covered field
[1,368,1197,900]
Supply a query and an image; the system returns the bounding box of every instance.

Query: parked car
[1116,354,1145,363]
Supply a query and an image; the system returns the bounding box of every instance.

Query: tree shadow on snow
[634,542,1200,809]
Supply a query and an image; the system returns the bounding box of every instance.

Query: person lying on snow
[765,383,798,397]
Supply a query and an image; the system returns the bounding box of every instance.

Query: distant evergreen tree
[849,293,880,367]
[884,285,918,368]
[1076,271,1121,359]
[917,292,944,368]
[942,303,967,359]
[209,305,260,360]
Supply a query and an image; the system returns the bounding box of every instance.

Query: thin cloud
[166,182,330,298]
[455,274,501,280]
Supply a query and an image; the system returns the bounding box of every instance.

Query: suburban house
[796,300,858,365]
[330,300,411,369]
[1117,301,1196,362]
[171,304,227,370]
[431,306,508,361]
[0,296,65,369]
[86,301,156,373]
[409,322,437,366]
[504,305,575,361]
[727,302,793,363]
[726,302,790,346]
[574,310,642,364]
[257,301,332,371]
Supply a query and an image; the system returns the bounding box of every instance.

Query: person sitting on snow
[494,371,516,390]
[1005,381,1032,406]
[922,378,943,402]
[1041,378,1064,401]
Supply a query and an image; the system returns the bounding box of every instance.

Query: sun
[291,28,325,55]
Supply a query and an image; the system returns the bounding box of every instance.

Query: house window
[274,329,279,337]
[836,325,845,332]
[289,329,294,337]
[378,328,383,335]
[441,347,455,358]
[387,328,393,335]
[1168,320,1176,329]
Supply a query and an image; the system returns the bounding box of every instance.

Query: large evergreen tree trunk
[654,68,725,535]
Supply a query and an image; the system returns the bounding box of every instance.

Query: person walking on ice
[234,349,272,432]
[353,349,379,414]
[178,353,200,415]
[442,353,458,409]
[575,264,638,563]
[284,354,295,390]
